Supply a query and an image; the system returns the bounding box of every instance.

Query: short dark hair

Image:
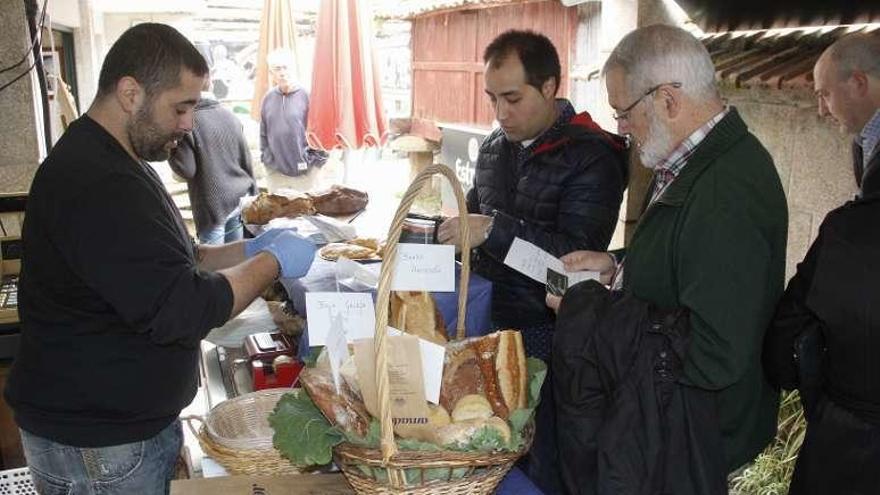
[483,30,561,95]
[96,23,208,100]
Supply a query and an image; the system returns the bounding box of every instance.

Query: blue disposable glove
[243,228,288,258]
[257,231,316,279]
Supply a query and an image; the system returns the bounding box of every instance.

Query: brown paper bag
[353,334,428,437]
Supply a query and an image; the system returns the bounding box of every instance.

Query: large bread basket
[332,164,533,494]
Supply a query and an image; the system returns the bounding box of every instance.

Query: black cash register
[0,193,26,358]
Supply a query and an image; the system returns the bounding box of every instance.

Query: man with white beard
[547,24,788,491]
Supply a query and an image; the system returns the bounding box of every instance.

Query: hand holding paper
[503,237,600,293]
[560,250,617,285]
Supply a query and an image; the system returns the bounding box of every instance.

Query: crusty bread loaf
[346,237,380,251]
[439,343,484,412]
[439,330,528,420]
[473,333,508,419]
[389,292,447,345]
[432,415,511,448]
[485,416,512,444]
[395,403,451,442]
[308,185,369,216]
[298,367,371,437]
[319,242,377,261]
[496,330,528,411]
[242,192,316,224]
[451,394,493,422]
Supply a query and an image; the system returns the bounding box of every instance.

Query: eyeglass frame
[612,82,682,122]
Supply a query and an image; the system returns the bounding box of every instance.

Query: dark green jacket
[623,108,788,471]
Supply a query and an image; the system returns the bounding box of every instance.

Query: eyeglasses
[612,82,682,121]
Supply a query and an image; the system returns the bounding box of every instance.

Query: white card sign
[305,292,376,346]
[326,317,349,393]
[390,243,455,292]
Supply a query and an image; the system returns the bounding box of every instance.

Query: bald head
[813,33,880,134]
[822,33,880,81]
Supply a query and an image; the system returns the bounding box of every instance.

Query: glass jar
[399,216,439,244]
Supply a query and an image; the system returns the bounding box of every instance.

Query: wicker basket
[332,164,533,494]
[184,389,300,475]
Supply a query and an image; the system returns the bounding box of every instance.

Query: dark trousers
[517,323,563,495]
[789,395,880,495]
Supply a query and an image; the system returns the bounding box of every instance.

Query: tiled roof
[371,0,518,19]
[702,24,880,91]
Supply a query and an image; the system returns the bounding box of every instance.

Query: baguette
[389,291,447,345]
[474,333,509,419]
[496,330,528,411]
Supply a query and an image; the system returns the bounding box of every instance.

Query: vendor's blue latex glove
[243,228,289,258]
[257,231,316,278]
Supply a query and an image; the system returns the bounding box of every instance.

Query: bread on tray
[308,185,368,216]
[242,191,315,224]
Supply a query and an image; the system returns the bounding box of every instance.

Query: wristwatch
[483,212,497,242]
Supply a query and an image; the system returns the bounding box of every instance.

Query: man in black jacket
[438,30,627,361]
[764,32,880,495]
[437,30,627,494]
[5,24,315,495]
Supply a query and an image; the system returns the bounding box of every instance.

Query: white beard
[637,106,675,170]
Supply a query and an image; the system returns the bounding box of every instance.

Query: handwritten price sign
[391,244,455,292]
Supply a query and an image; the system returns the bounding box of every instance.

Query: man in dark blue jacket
[438,30,627,361]
[437,30,628,494]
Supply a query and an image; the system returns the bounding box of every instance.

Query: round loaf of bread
[485,416,512,444]
[451,394,493,423]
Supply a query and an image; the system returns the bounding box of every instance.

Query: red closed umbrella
[306,0,388,150]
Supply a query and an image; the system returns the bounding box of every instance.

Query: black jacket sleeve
[763,224,826,390]
[55,173,233,348]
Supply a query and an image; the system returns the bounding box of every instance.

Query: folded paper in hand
[504,237,599,293]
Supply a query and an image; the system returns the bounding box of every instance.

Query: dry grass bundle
[730,391,807,495]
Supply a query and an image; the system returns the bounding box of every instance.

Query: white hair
[603,24,719,103]
[825,32,880,80]
[267,48,295,67]
[639,102,675,169]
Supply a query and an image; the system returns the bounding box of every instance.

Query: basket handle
[181,415,205,439]
[374,163,471,465]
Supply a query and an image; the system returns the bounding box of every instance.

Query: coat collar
[651,107,749,207]
[630,108,750,243]
[855,140,880,198]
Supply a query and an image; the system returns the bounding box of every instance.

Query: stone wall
[0,0,41,193]
[621,0,858,280]
[729,87,857,279]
